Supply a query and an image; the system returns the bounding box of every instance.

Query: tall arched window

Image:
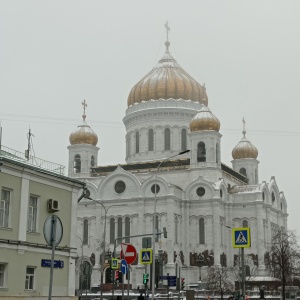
[216,143,220,163]
[74,154,81,173]
[164,128,171,151]
[109,218,115,244]
[181,129,187,151]
[135,132,139,153]
[155,215,159,242]
[242,220,248,228]
[197,142,206,162]
[148,129,154,151]
[240,168,247,177]
[255,169,258,184]
[199,218,205,244]
[91,155,95,167]
[125,217,130,243]
[175,216,178,244]
[83,219,88,245]
[118,217,122,238]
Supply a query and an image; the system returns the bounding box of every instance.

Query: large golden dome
[190,106,220,132]
[232,120,258,159]
[127,41,208,107]
[69,100,98,146]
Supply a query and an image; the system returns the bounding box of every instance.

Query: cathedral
[69,33,288,290]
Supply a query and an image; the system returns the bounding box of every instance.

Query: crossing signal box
[143,273,149,284]
[181,278,185,290]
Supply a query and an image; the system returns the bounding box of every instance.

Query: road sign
[43,215,63,247]
[120,243,137,264]
[232,227,251,248]
[142,237,152,248]
[111,258,118,269]
[121,259,128,274]
[140,249,152,264]
[41,259,64,268]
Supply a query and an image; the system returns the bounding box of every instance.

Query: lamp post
[87,198,124,300]
[151,150,190,299]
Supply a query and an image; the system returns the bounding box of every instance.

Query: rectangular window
[0,189,10,228]
[25,267,35,290]
[27,195,38,232]
[0,263,7,287]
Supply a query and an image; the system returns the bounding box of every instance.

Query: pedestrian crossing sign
[111,258,119,269]
[232,227,251,248]
[140,249,153,264]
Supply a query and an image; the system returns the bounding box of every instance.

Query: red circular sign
[120,243,137,264]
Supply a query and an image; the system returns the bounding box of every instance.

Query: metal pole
[100,206,108,300]
[241,248,245,300]
[151,150,190,300]
[48,215,57,300]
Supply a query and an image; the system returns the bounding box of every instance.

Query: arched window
[255,168,258,184]
[127,134,131,156]
[135,132,139,154]
[83,219,88,245]
[272,192,276,204]
[199,218,205,244]
[242,220,248,228]
[181,129,187,151]
[240,168,247,177]
[164,128,171,150]
[245,265,250,276]
[91,155,95,167]
[216,143,220,163]
[118,217,122,238]
[281,202,283,210]
[148,129,154,151]
[74,154,81,173]
[125,217,130,243]
[109,218,115,244]
[175,216,178,244]
[197,142,206,162]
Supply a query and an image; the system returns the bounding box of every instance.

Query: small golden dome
[190,106,220,132]
[232,119,258,159]
[127,41,208,106]
[69,100,98,146]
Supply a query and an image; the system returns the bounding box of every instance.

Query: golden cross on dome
[82,99,87,121]
[165,21,170,42]
[242,117,246,137]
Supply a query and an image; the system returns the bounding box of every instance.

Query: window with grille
[27,195,37,232]
[164,128,171,151]
[148,129,154,151]
[25,267,35,290]
[0,189,10,228]
[74,154,81,173]
[197,142,206,162]
[0,263,6,287]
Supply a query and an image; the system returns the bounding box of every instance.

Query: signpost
[232,227,251,300]
[43,215,63,300]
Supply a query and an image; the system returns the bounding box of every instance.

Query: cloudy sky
[1,1,299,230]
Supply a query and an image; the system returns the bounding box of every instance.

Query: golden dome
[190,106,220,132]
[69,100,98,146]
[232,119,258,159]
[127,41,208,106]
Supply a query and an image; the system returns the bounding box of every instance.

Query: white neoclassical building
[69,38,288,290]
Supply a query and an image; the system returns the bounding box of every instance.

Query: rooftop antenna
[25,128,34,160]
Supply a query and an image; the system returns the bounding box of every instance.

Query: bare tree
[206,266,234,300]
[264,229,300,300]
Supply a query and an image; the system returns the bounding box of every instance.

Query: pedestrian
[207,296,211,300]
[138,293,145,300]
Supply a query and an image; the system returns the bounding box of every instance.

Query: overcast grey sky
[1,1,299,231]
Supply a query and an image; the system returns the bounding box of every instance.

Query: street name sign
[41,259,64,268]
[232,227,251,248]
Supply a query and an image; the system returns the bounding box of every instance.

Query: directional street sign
[232,227,251,248]
[121,259,128,274]
[140,249,153,264]
[159,275,177,286]
[41,259,64,268]
[111,258,118,269]
[120,243,137,265]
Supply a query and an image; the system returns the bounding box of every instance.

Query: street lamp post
[77,236,84,298]
[151,150,190,299]
[87,198,124,300]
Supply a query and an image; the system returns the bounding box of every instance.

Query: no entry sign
[120,243,137,264]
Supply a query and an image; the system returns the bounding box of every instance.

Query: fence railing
[0,145,65,175]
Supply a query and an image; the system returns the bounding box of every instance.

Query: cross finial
[165,21,170,41]
[242,117,246,137]
[82,99,87,122]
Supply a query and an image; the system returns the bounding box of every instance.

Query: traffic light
[181,278,185,290]
[143,273,149,284]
